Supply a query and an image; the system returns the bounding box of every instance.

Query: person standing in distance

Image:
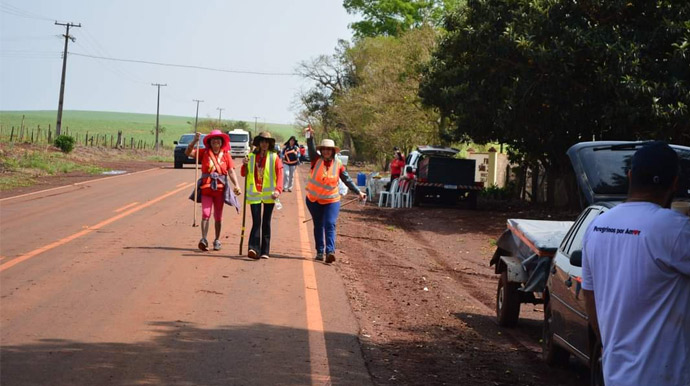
[241,131,283,259]
[282,135,300,192]
[582,141,690,386]
[304,126,366,264]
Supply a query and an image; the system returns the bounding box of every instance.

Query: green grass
[1,150,107,177]
[0,174,35,190]
[0,110,298,149]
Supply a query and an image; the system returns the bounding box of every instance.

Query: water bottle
[275,199,282,210]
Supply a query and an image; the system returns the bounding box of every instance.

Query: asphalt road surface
[0,164,371,385]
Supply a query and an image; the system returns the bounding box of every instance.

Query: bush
[54,135,75,153]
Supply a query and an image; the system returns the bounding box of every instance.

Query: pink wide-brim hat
[203,129,230,151]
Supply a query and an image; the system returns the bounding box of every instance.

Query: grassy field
[0,110,299,149]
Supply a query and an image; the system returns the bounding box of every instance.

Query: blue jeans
[306,198,340,254]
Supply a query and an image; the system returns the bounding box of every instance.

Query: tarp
[490,219,574,293]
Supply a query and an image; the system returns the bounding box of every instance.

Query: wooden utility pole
[193,99,203,132]
[216,107,225,126]
[55,22,81,137]
[152,83,167,150]
[253,116,259,136]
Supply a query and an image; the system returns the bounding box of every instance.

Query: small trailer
[489,219,573,327]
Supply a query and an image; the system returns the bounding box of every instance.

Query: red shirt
[241,152,284,193]
[197,148,234,174]
[390,158,405,176]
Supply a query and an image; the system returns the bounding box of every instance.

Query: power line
[0,3,54,21]
[68,51,299,77]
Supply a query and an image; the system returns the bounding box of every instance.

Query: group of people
[184,127,365,263]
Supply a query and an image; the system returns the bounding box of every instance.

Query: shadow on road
[1,321,369,386]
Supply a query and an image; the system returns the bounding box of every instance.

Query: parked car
[173,133,205,169]
[490,141,690,385]
[406,146,482,207]
[542,141,689,384]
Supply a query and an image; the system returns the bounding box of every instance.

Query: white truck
[227,129,251,157]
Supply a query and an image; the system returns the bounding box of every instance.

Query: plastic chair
[378,178,398,207]
[396,179,414,208]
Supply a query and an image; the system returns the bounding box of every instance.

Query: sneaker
[248,249,259,259]
[213,240,221,251]
[314,253,324,261]
[198,238,208,251]
[326,252,336,264]
[260,254,270,259]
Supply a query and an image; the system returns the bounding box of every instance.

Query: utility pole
[216,107,225,127]
[55,21,81,137]
[152,83,167,150]
[193,99,203,132]
[253,116,259,136]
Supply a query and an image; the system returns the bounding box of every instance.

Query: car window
[565,208,601,255]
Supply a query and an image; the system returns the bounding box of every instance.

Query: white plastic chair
[396,179,414,208]
[378,178,399,207]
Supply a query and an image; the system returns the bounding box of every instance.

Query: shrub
[54,135,75,153]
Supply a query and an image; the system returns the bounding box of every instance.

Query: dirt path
[334,204,589,385]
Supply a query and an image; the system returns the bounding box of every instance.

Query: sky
[0,0,358,124]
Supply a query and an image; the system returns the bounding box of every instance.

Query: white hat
[316,139,340,153]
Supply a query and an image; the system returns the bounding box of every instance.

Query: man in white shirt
[582,141,690,386]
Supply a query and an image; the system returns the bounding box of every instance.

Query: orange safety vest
[200,150,229,193]
[283,147,299,165]
[306,158,342,204]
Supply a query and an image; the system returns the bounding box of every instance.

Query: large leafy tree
[344,0,464,38]
[420,0,690,204]
[335,27,441,166]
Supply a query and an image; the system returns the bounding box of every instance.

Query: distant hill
[0,110,299,148]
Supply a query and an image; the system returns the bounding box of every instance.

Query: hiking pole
[302,197,362,223]
[238,152,251,254]
[192,136,200,227]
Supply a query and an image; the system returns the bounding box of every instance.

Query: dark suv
[542,141,690,385]
[174,134,205,169]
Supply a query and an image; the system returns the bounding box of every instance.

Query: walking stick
[192,137,200,227]
[302,197,362,223]
[238,153,251,254]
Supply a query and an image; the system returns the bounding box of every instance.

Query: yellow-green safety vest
[246,152,277,204]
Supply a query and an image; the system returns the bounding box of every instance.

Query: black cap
[630,141,679,188]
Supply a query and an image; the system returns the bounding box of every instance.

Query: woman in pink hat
[186,130,242,251]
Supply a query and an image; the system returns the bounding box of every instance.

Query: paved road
[0,164,371,385]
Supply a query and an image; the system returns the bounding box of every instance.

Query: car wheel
[174,159,183,169]
[590,339,604,386]
[542,297,570,366]
[496,270,520,327]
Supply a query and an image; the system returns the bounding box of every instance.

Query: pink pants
[201,194,224,221]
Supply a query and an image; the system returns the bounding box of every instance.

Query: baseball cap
[630,141,679,187]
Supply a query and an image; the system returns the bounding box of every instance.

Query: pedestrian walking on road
[304,126,366,264]
[186,130,242,251]
[241,131,283,259]
[582,141,690,386]
[282,135,300,192]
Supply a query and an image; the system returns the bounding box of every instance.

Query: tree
[335,26,442,166]
[420,0,690,205]
[344,0,464,38]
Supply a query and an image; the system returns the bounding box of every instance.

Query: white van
[227,129,250,157]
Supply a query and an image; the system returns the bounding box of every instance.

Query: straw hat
[203,129,230,151]
[316,139,340,154]
[252,131,276,148]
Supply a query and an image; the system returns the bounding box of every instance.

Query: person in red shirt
[389,149,405,180]
[304,126,366,263]
[241,131,283,259]
[185,130,242,251]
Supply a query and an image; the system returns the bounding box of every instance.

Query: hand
[233,186,241,195]
[271,191,280,199]
[242,156,249,165]
[304,126,314,136]
[359,192,367,201]
[194,132,201,142]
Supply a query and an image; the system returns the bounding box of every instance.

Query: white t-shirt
[582,202,690,386]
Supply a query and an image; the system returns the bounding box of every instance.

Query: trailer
[489,219,573,327]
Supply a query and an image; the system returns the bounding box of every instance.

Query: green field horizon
[0,110,299,147]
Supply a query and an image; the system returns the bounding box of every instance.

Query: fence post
[10,127,14,142]
[48,129,52,143]
[85,132,89,145]
[31,130,34,143]
[130,137,134,149]
[37,125,41,144]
